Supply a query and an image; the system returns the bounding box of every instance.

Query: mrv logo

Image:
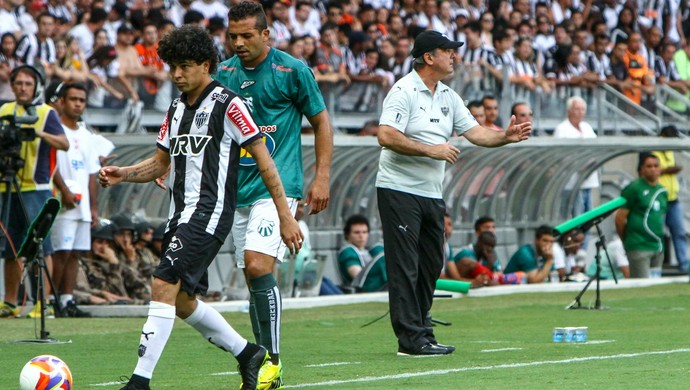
[170,135,212,156]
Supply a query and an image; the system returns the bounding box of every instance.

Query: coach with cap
[376,30,531,356]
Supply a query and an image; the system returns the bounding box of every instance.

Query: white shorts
[233,197,298,268]
[51,218,92,252]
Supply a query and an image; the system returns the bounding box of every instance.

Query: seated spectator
[481,95,502,131]
[337,215,387,293]
[150,221,166,258]
[110,213,152,302]
[467,100,485,124]
[585,234,630,279]
[133,220,158,279]
[504,225,556,283]
[553,228,587,280]
[134,22,170,111]
[655,42,690,96]
[76,224,136,305]
[512,36,553,97]
[389,36,412,81]
[446,232,525,287]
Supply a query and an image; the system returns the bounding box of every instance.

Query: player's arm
[98,148,170,187]
[305,109,333,214]
[615,208,629,242]
[244,138,304,254]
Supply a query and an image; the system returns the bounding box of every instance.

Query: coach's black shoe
[237,344,269,390]
[63,300,91,318]
[431,341,456,353]
[397,343,453,356]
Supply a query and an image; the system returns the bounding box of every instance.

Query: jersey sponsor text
[170,134,212,156]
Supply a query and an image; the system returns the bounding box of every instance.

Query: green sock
[248,294,260,344]
[250,273,281,358]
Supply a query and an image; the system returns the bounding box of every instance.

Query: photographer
[0,65,68,318]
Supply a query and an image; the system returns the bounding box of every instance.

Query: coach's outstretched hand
[504,115,531,143]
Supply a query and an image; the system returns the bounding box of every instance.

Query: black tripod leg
[566,277,594,309]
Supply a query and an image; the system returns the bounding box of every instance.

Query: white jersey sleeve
[378,85,410,133]
[224,96,262,146]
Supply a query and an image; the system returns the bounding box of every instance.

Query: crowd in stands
[0,0,685,126]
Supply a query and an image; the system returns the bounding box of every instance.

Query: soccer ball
[19,355,73,390]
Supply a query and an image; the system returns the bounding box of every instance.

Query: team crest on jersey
[211,92,228,103]
[239,133,276,166]
[441,106,449,116]
[257,219,275,237]
[240,80,256,89]
[195,111,209,128]
[172,98,180,107]
[170,134,212,156]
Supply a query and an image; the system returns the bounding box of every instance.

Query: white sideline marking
[287,348,690,388]
[584,340,615,345]
[209,371,238,376]
[481,347,525,353]
[305,362,361,367]
[90,382,122,387]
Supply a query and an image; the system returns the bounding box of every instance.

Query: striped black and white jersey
[156,80,263,240]
[15,34,56,66]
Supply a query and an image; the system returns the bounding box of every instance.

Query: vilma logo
[257,219,275,237]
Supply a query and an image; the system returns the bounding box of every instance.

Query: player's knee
[244,253,275,277]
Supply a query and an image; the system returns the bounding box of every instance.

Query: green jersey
[620,178,667,252]
[504,244,553,274]
[338,243,387,292]
[214,48,326,207]
[453,245,502,272]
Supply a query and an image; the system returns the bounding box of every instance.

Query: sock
[60,294,73,308]
[250,273,281,360]
[48,295,55,304]
[132,301,176,379]
[236,342,262,366]
[3,301,16,309]
[249,294,260,343]
[184,299,247,356]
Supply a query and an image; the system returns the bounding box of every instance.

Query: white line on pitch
[286,348,690,388]
[584,340,615,344]
[209,371,238,376]
[89,382,124,387]
[305,362,361,367]
[481,347,525,353]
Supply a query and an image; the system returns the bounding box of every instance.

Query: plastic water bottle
[550,270,560,283]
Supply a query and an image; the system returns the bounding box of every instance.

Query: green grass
[2,284,690,389]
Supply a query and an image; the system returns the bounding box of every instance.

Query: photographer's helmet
[9,65,45,105]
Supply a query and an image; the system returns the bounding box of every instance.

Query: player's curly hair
[158,25,218,72]
[228,1,268,31]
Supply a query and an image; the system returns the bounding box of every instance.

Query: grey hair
[566,96,587,112]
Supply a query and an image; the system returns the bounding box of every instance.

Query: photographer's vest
[0,102,59,192]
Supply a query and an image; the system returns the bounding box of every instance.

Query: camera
[0,109,39,176]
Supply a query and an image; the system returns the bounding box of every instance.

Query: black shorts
[153,223,223,296]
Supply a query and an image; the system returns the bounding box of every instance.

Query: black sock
[4,302,16,308]
[236,343,262,366]
[129,374,150,386]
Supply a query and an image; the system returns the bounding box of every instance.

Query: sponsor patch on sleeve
[157,114,169,141]
[226,101,258,136]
